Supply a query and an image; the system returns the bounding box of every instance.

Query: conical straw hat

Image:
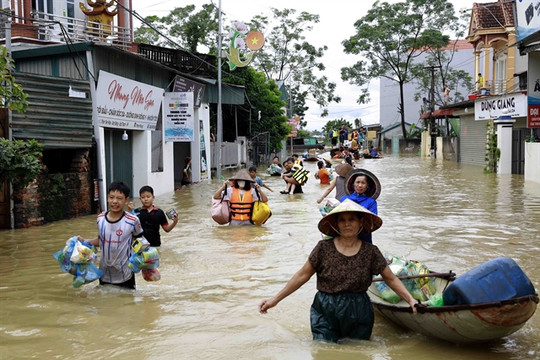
[318,199,382,236]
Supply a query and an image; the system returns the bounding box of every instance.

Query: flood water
[1,154,539,360]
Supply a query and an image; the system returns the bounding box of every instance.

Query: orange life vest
[229,187,254,222]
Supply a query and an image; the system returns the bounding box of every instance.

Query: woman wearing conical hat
[259,199,417,342]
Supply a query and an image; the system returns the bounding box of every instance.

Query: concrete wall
[524,142,540,184]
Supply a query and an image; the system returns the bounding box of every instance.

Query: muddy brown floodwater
[1,154,539,359]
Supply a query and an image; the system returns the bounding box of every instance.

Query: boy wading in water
[129,185,178,247]
[80,181,146,289]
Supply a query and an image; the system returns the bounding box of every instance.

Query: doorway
[104,129,133,193]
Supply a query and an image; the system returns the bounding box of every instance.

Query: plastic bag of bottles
[405,261,437,301]
[72,263,103,288]
[53,236,102,287]
[129,247,160,273]
[318,198,341,217]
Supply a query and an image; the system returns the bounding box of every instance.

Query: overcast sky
[130,0,486,131]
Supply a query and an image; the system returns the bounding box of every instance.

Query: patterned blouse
[308,239,387,293]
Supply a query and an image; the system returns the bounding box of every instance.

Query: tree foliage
[134,5,219,53]
[222,67,289,151]
[341,0,458,139]
[0,138,43,185]
[412,14,473,108]
[248,8,341,119]
[0,45,28,113]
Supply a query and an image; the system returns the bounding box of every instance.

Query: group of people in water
[79,152,418,344]
[210,154,418,343]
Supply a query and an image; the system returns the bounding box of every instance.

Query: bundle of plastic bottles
[374,254,443,306]
[318,198,340,217]
[128,237,161,282]
[53,236,103,288]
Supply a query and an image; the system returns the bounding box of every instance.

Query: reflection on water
[1,155,539,359]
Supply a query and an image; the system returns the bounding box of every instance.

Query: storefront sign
[163,92,194,142]
[95,70,163,130]
[172,76,205,108]
[474,93,527,120]
[515,0,540,42]
[528,52,540,128]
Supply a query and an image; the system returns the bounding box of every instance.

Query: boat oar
[372,271,456,283]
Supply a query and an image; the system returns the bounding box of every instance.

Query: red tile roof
[472,0,515,29]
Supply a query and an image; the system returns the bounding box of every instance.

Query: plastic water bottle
[375,280,401,304]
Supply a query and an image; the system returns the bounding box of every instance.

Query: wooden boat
[368,272,539,344]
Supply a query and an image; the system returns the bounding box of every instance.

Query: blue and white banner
[163,92,194,142]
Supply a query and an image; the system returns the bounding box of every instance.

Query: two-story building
[450,0,539,181]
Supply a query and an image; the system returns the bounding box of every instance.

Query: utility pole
[425,65,441,158]
[216,0,223,180]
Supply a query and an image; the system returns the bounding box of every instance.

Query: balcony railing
[30,11,131,50]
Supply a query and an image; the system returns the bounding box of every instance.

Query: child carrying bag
[251,188,272,225]
[211,184,230,225]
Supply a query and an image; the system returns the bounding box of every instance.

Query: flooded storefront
[1,155,539,359]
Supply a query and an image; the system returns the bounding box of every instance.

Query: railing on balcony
[138,43,217,78]
[30,11,131,50]
[475,79,519,96]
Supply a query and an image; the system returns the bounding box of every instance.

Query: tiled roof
[472,0,515,29]
[442,40,474,50]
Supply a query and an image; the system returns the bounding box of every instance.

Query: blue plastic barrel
[442,257,536,305]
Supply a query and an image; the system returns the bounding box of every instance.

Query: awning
[420,108,459,119]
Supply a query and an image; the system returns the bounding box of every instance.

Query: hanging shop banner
[515,0,540,42]
[474,93,528,120]
[200,120,208,178]
[528,52,540,128]
[172,76,206,108]
[95,70,163,130]
[163,92,194,142]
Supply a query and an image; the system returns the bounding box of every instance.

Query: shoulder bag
[211,185,230,225]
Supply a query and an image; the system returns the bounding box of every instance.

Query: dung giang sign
[95,70,164,130]
[474,93,527,120]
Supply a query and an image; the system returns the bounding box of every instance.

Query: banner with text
[528,52,540,128]
[474,93,527,120]
[172,75,206,108]
[95,70,163,130]
[163,92,194,142]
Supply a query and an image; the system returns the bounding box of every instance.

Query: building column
[494,115,515,175]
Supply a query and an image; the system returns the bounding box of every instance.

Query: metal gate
[250,132,270,167]
[512,128,528,175]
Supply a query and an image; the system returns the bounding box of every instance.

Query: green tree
[249,8,341,119]
[341,0,457,139]
[412,14,473,108]
[134,5,219,53]
[0,45,40,187]
[0,139,43,185]
[222,67,289,151]
[0,45,28,112]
